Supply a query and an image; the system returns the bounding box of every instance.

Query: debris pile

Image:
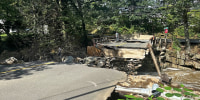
[115,75,160,99]
[0,57,19,65]
[76,57,142,74]
[61,56,143,74]
[115,75,200,100]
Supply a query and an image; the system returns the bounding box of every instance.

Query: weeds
[118,84,200,100]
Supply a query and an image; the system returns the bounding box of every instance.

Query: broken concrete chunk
[97,60,105,67]
[1,57,18,65]
[62,56,74,63]
[84,57,98,64]
[74,57,85,64]
[160,52,165,56]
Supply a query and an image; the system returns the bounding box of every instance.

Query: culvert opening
[106,90,126,100]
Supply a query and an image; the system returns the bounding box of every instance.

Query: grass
[0,33,8,41]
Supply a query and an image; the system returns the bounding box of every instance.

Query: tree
[166,0,200,54]
[0,0,25,49]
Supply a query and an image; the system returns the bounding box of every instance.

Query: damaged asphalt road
[0,62,126,100]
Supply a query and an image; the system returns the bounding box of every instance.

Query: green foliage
[173,88,182,92]
[119,95,144,100]
[174,26,197,38]
[165,93,174,97]
[148,95,153,100]
[156,88,164,93]
[172,36,181,51]
[172,42,181,51]
[183,99,191,100]
[184,88,193,92]
[118,26,130,34]
[180,84,185,88]
[173,93,182,97]
[118,83,200,100]
[163,84,199,100]
[156,97,165,100]
[117,26,135,34]
[0,34,7,37]
[160,84,164,87]
[164,86,172,90]
[124,95,136,99]
[174,26,185,37]
[134,98,144,100]
[189,9,200,34]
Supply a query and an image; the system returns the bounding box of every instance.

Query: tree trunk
[77,1,88,47]
[183,9,190,54]
[5,27,19,49]
[69,0,88,48]
[57,0,66,40]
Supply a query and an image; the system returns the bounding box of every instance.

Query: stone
[84,57,98,64]
[171,57,177,64]
[181,53,186,60]
[74,57,85,64]
[159,62,164,68]
[192,54,200,60]
[193,61,200,69]
[62,56,74,63]
[171,63,177,69]
[160,52,165,56]
[2,57,18,65]
[96,60,105,67]
[117,82,130,87]
[163,63,169,69]
[171,51,177,57]
[161,73,172,83]
[164,70,200,91]
[178,58,185,65]
[156,46,160,51]
[176,51,181,59]
[160,56,166,60]
[185,60,193,66]
[170,63,192,70]
[165,54,171,62]
[161,46,166,51]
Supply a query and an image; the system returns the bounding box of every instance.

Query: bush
[172,36,181,51]
[174,26,197,38]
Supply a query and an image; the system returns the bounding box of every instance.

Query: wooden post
[148,43,161,77]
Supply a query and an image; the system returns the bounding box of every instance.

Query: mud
[164,69,200,90]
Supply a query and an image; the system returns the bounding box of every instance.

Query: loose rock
[62,56,74,64]
[0,57,18,65]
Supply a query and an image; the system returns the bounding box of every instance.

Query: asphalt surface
[0,62,127,100]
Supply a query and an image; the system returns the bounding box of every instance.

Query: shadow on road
[0,61,55,80]
[64,85,115,100]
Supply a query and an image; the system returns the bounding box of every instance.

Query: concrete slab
[101,42,150,49]
[102,48,146,59]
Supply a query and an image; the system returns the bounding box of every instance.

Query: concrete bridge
[88,35,153,59]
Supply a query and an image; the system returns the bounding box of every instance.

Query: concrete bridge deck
[100,40,151,49]
[96,35,153,59]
